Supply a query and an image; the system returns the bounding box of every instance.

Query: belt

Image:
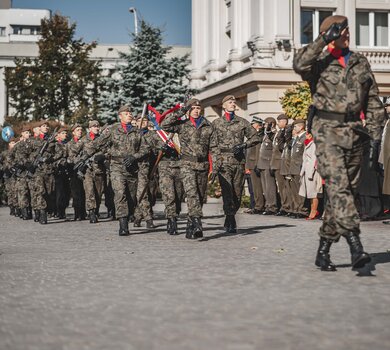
[180,154,208,163]
[316,110,361,122]
[219,147,234,153]
[110,156,125,161]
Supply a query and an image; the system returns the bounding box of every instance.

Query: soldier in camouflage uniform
[211,95,261,233]
[77,105,150,236]
[293,15,386,271]
[161,98,217,239]
[66,124,86,220]
[2,138,18,216]
[80,120,106,223]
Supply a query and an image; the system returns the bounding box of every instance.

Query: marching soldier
[77,105,150,236]
[294,15,386,271]
[245,116,265,214]
[271,114,290,216]
[2,137,19,216]
[66,124,87,220]
[211,95,261,233]
[257,117,278,215]
[161,98,217,239]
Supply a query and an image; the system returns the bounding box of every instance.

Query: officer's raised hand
[322,18,348,44]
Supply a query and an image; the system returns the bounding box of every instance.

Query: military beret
[71,123,82,131]
[319,15,348,33]
[222,95,236,104]
[292,119,306,126]
[251,116,264,124]
[58,127,68,133]
[264,117,276,124]
[21,124,32,132]
[37,119,49,127]
[89,120,100,128]
[185,98,201,108]
[277,114,288,121]
[118,105,131,113]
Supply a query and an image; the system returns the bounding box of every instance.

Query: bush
[279,82,312,120]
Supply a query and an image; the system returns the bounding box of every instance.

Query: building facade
[191,0,390,120]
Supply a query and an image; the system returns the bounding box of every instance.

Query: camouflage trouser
[134,162,152,221]
[5,177,18,207]
[159,161,183,218]
[181,163,208,218]
[83,169,105,211]
[312,117,364,240]
[17,176,30,209]
[259,169,278,212]
[110,166,138,219]
[34,172,55,211]
[218,164,245,215]
[28,175,41,210]
[70,173,85,211]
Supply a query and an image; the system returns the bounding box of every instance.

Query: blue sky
[12,0,191,46]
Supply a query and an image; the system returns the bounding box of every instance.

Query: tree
[98,20,194,123]
[5,14,101,124]
[279,82,312,120]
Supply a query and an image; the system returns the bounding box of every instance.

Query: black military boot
[58,208,66,220]
[133,218,141,227]
[146,219,156,229]
[27,207,32,220]
[21,207,29,220]
[73,207,79,221]
[89,209,98,224]
[167,218,178,235]
[315,237,336,271]
[224,215,237,234]
[9,206,15,216]
[118,217,130,236]
[185,218,194,239]
[192,217,203,238]
[15,207,21,217]
[34,209,40,222]
[344,232,371,269]
[39,209,47,224]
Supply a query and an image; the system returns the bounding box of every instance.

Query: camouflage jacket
[78,133,106,175]
[53,142,69,175]
[27,135,56,174]
[85,122,150,172]
[66,138,84,165]
[212,114,261,165]
[161,114,217,171]
[293,36,385,140]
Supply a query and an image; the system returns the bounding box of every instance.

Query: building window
[0,27,6,36]
[11,25,41,35]
[301,9,334,44]
[356,11,389,47]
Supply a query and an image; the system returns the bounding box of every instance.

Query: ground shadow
[336,251,390,276]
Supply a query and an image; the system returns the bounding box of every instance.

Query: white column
[191,0,204,89]
[228,0,243,73]
[206,0,221,83]
[344,0,356,48]
[0,66,7,125]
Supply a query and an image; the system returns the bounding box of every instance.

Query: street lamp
[129,7,138,35]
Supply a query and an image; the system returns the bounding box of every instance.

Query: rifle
[137,150,164,204]
[27,127,59,178]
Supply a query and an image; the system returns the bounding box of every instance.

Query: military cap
[185,98,201,108]
[118,105,131,113]
[89,120,100,128]
[71,123,82,131]
[222,95,236,104]
[292,119,306,126]
[264,117,276,124]
[251,116,264,124]
[319,15,348,33]
[277,114,288,121]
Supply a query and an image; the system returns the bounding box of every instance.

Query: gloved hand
[93,154,105,163]
[160,142,170,153]
[254,166,261,177]
[123,155,136,169]
[322,19,348,44]
[232,143,247,155]
[369,139,381,170]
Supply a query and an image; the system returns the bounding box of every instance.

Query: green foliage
[5,14,101,124]
[98,20,195,122]
[240,195,251,208]
[279,82,312,120]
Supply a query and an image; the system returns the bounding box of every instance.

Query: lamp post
[129,7,138,35]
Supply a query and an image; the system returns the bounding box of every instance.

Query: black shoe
[185,218,194,239]
[73,207,80,221]
[133,219,141,227]
[27,207,33,220]
[315,237,337,271]
[262,210,275,215]
[33,210,40,222]
[288,213,297,219]
[295,213,307,219]
[275,210,287,216]
[192,217,203,238]
[39,209,47,225]
[21,207,29,220]
[167,218,178,235]
[118,217,130,236]
[146,219,156,229]
[224,215,237,234]
[89,209,98,224]
[15,208,21,217]
[9,206,15,216]
[344,232,371,269]
[57,210,66,220]
[383,220,390,225]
